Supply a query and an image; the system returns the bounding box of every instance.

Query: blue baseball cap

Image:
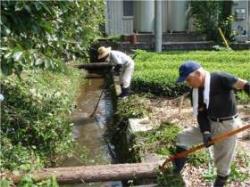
[176,61,201,82]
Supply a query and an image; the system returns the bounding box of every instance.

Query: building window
[123,0,133,17]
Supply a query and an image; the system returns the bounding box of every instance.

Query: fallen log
[86,73,104,78]
[5,126,249,184]
[73,62,113,70]
[2,162,160,184]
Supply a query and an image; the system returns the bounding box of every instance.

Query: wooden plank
[73,63,113,70]
[2,162,160,184]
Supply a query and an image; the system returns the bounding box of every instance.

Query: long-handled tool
[89,88,105,118]
[160,124,250,171]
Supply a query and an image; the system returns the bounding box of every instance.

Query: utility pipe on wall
[155,0,162,52]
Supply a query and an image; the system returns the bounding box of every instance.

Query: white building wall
[105,0,134,35]
[167,0,188,32]
[105,0,123,35]
[122,16,134,35]
[105,0,250,42]
[105,0,190,35]
[134,0,155,32]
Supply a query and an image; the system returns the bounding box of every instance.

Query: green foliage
[229,162,249,182]
[189,150,209,166]
[1,68,81,171]
[203,165,217,182]
[157,168,185,187]
[0,0,101,183]
[133,50,250,102]
[17,175,58,187]
[229,150,250,182]
[190,0,233,41]
[135,122,181,157]
[116,95,150,120]
[0,176,58,187]
[1,0,104,76]
[236,92,250,104]
[106,95,151,163]
[0,179,13,187]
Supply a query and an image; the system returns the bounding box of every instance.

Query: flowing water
[61,77,122,187]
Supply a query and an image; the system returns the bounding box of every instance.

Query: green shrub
[106,94,151,163]
[133,50,250,102]
[190,1,233,41]
[115,94,150,120]
[17,175,58,187]
[1,68,81,171]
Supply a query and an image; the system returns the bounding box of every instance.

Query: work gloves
[203,131,213,147]
[113,64,122,75]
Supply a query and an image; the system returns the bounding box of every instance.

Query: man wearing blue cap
[174,61,250,187]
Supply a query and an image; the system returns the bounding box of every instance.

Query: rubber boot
[172,146,187,174]
[213,175,228,187]
[119,87,129,98]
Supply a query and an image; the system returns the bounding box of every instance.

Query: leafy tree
[1,0,104,76]
[190,0,233,41]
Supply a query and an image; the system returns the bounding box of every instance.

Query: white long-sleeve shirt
[109,50,133,66]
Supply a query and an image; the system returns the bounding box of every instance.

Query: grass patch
[189,149,210,166]
[134,122,182,157]
[133,50,250,102]
[134,121,210,165]
[115,94,150,120]
[106,94,152,163]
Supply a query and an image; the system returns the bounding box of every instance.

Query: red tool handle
[160,124,250,171]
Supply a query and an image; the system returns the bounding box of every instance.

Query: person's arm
[189,89,212,147]
[197,106,211,133]
[220,73,249,95]
[198,107,213,147]
[233,79,250,95]
[189,89,211,133]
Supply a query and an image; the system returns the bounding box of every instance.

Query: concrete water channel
[61,75,122,187]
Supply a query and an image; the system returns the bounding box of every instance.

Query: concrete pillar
[155,0,162,52]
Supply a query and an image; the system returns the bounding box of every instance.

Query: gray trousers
[176,117,242,177]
